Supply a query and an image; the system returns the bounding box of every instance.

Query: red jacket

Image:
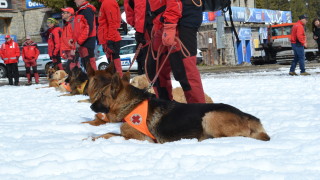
[61,17,76,51]
[0,39,20,64]
[48,26,62,57]
[97,0,121,44]
[124,0,147,33]
[22,40,40,62]
[291,20,306,46]
[74,1,97,48]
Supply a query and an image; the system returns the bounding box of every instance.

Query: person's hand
[304,42,308,48]
[69,39,74,46]
[135,32,146,45]
[162,23,177,46]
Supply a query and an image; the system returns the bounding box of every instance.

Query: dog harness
[60,82,71,92]
[124,100,155,140]
[77,80,88,94]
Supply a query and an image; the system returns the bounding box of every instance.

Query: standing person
[47,18,64,70]
[22,36,40,85]
[73,0,97,71]
[289,15,310,76]
[145,0,206,103]
[0,35,20,86]
[61,7,77,73]
[124,0,148,75]
[312,18,320,55]
[97,0,122,76]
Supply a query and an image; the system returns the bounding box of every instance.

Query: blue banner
[26,0,45,9]
[203,7,292,24]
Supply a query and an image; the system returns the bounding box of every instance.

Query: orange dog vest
[124,100,155,140]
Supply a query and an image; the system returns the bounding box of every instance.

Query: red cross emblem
[131,114,142,125]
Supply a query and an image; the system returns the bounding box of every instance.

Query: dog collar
[123,100,155,140]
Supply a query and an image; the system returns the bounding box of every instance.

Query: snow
[1,66,320,179]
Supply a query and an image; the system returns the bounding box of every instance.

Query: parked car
[96,44,138,71]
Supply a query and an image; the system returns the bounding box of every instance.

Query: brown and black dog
[63,66,89,96]
[89,72,271,143]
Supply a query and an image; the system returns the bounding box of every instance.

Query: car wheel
[98,62,109,70]
[0,65,7,78]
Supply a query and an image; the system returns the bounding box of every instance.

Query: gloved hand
[107,40,115,53]
[135,32,146,45]
[162,23,177,46]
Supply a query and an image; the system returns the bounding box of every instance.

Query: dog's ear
[105,61,116,74]
[122,72,130,83]
[110,73,123,99]
[86,61,95,77]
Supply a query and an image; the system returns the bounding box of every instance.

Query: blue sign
[26,0,45,9]
[203,7,292,24]
[0,35,18,46]
[238,27,252,40]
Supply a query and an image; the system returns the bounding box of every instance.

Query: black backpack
[203,0,231,12]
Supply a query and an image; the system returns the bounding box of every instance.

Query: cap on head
[299,14,308,20]
[61,7,75,15]
[47,18,58,25]
[5,35,10,39]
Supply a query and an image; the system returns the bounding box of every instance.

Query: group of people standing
[0,0,207,104]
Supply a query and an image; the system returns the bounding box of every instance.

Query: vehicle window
[38,45,48,54]
[120,39,136,47]
[120,45,136,55]
[272,27,283,36]
[283,26,292,35]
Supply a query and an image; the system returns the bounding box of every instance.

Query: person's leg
[296,45,306,73]
[7,64,13,85]
[12,63,19,85]
[290,43,298,73]
[111,41,122,77]
[32,62,39,84]
[25,63,32,85]
[170,26,205,103]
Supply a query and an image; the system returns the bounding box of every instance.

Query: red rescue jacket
[22,40,40,62]
[291,20,306,46]
[97,0,121,44]
[74,1,97,48]
[0,39,20,64]
[48,26,62,57]
[61,17,76,51]
[124,0,147,33]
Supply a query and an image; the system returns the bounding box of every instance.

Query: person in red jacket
[145,0,205,104]
[124,0,148,75]
[73,0,97,72]
[98,0,122,76]
[61,7,77,73]
[47,18,64,70]
[289,14,310,76]
[22,36,40,85]
[0,35,20,85]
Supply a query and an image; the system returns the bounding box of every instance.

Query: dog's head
[47,68,56,80]
[87,61,131,102]
[130,74,150,89]
[65,66,88,85]
[90,71,132,114]
[52,70,68,81]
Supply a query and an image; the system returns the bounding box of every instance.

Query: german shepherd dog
[89,72,271,143]
[80,61,117,126]
[64,66,89,96]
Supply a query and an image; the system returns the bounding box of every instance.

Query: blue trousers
[290,43,305,73]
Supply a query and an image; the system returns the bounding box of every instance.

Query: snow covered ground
[1,66,320,180]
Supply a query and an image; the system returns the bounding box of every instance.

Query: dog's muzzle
[90,101,109,114]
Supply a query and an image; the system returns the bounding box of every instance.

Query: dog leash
[127,43,143,72]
